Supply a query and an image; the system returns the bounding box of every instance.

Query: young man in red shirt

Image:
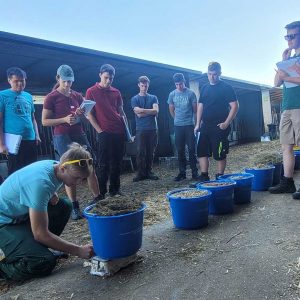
[86,64,129,199]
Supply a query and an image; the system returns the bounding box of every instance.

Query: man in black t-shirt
[194,62,239,181]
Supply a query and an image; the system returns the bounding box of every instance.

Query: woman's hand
[77,245,94,259]
[75,107,85,116]
[64,114,77,125]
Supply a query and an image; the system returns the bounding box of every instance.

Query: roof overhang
[0,31,202,95]
[0,31,272,97]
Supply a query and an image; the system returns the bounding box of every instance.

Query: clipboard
[4,133,22,154]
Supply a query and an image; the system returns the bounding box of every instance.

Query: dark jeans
[7,140,37,175]
[96,132,125,195]
[136,130,158,177]
[174,125,197,175]
[0,198,72,281]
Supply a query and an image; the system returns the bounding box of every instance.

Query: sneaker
[133,175,147,182]
[174,173,186,181]
[49,249,69,259]
[109,190,125,197]
[146,172,159,180]
[189,173,210,187]
[71,207,83,220]
[88,194,106,206]
[269,177,296,194]
[198,173,210,182]
[293,188,300,200]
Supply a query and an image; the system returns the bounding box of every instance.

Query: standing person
[42,65,101,220]
[168,73,199,181]
[86,64,128,198]
[0,67,41,175]
[131,76,159,182]
[194,62,239,181]
[0,143,94,281]
[269,21,300,198]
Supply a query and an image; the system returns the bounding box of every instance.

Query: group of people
[0,20,299,282]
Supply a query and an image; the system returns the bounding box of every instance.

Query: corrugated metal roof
[0,31,272,95]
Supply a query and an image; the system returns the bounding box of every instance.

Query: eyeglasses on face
[284,33,300,41]
[61,158,93,167]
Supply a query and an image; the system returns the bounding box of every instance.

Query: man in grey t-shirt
[168,73,199,181]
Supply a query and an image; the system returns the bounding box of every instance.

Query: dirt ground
[1,139,291,297]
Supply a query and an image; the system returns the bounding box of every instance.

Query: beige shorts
[280,109,300,145]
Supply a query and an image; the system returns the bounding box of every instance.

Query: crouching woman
[0,142,94,281]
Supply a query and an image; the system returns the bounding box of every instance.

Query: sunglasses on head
[61,158,93,167]
[284,33,300,41]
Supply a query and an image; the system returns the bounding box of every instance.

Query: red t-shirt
[43,90,84,135]
[85,84,125,134]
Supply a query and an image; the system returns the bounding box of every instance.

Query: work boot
[215,173,224,180]
[268,176,296,194]
[146,171,159,180]
[71,207,83,220]
[174,173,186,181]
[292,188,300,200]
[133,175,147,182]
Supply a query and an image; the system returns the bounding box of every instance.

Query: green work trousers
[0,198,72,281]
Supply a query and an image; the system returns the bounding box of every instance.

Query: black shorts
[197,127,230,160]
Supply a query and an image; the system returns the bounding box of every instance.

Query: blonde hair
[60,143,92,176]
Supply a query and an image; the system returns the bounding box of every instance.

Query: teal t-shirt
[0,160,62,224]
[282,85,300,111]
[167,88,197,126]
[0,89,36,140]
[282,54,300,111]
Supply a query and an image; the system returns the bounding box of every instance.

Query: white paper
[71,100,96,125]
[80,99,96,116]
[4,133,22,154]
[276,57,300,88]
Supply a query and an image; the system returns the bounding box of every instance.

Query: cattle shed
[0,31,272,158]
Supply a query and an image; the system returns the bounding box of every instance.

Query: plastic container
[166,188,211,229]
[83,203,146,260]
[294,150,300,170]
[197,180,236,215]
[272,163,282,186]
[218,173,254,204]
[244,166,275,191]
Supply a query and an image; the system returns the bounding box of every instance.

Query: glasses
[62,158,93,167]
[284,33,300,41]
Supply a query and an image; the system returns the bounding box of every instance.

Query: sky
[1,0,299,86]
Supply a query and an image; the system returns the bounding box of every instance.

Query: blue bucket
[197,180,236,215]
[245,166,275,191]
[294,151,300,170]
[83,203,146,260]
[218,173,254,204]
[272,163,282,186]
[166,188,211,229]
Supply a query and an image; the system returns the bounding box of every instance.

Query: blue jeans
[53,134,91,159]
